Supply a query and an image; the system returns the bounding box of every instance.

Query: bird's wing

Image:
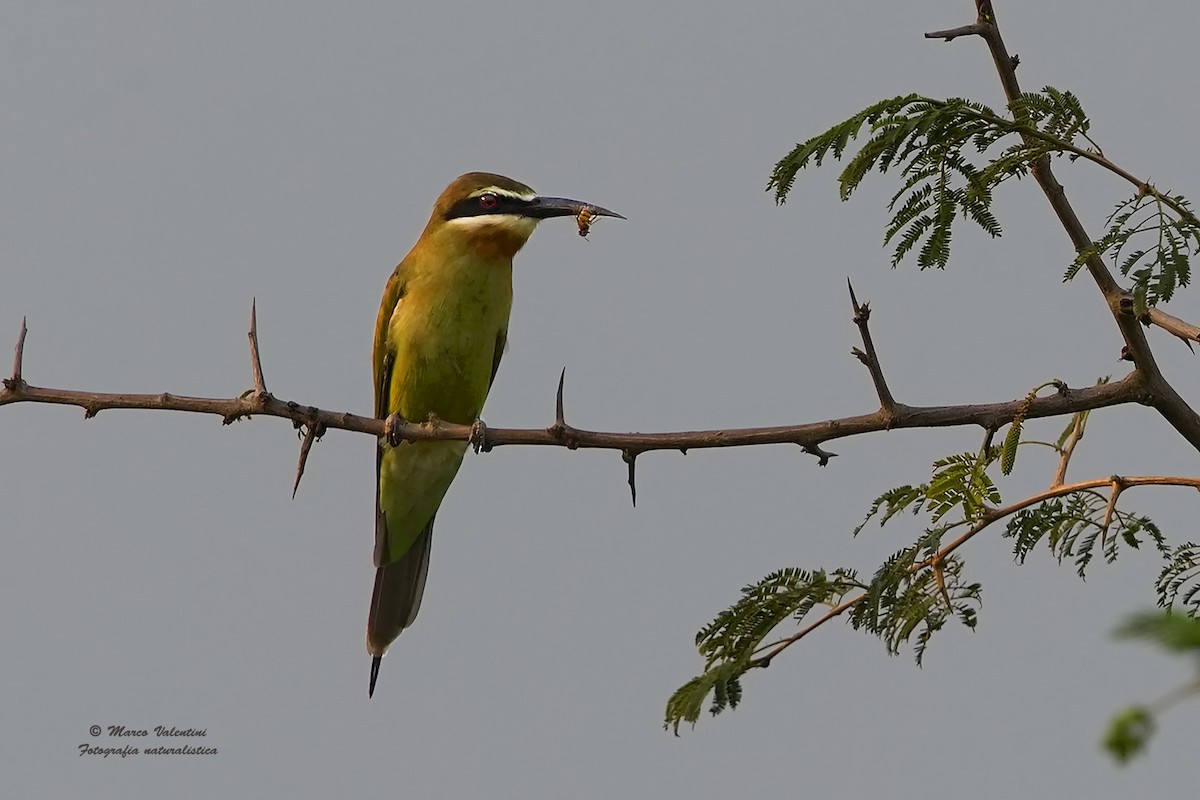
[488,328,507,391]
[373,266,407,419]
[373,267,406,567]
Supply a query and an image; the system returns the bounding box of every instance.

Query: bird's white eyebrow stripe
[468,186,536,201]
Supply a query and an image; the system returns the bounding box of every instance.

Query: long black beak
[524,196,625,221]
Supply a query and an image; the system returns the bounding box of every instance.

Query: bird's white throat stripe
[468,186,536,201]
[446,213,538,234]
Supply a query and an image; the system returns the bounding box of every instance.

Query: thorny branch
[0,296,1156,488]
[925,1,1200,451]
[723,0,1200,684]
[739,0,1200,682]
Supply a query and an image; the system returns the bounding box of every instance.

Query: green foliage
[769,93,1007,270]
[664,663,744,736]
[1156,542,1200,614]
[926,450,1001,523]
[693,567,861,668]
[770,86,1198,308]
[848,545,981,666]
[853,484,927,536]
[1116,609,1200,651]
[1104,706,1154,765]
[668,408,1184,734]
[1069,193,1200,312]
[664,568,861,733]
[667,447,1000,732]
[1104,611,1200,763]
[1004,491,1167,579]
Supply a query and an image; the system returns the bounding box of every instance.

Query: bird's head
[422,172,623,258]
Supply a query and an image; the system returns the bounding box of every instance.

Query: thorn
[623,450,638,507]
[4,316,28,391]
[292,422,325,498]
[248,299,268,395]
[847,280,871,324]
[549,368,578,448]
[802,444,838,467]
[369,655,382,698]
[555,367,566,426]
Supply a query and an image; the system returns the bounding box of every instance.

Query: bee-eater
[368,172,622,696]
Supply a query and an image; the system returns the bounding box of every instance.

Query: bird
[368,172,622,697]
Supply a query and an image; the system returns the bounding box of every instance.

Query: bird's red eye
[479,194,498,209]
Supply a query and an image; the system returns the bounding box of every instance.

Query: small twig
[248,299,268,395]
[980,425,997,456]
[848,280,897,414]
[749,596,861,668]
[1148,676,1200,715]
[292,421,326,498]
[924,24,987,42]
[1146,307,1200,352]
[1053,414,1085,487]
[1098,476,1126,551]
[5,317,28,390]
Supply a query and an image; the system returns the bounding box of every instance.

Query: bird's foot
[384,413,407,447]
[469,416,491,454]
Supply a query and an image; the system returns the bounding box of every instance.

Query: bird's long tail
[367,519,434,697]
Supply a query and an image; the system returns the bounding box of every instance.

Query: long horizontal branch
[0,287,1155,505]
[0,373,1151,456]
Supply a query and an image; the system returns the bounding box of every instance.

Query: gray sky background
[3,1,1198,797]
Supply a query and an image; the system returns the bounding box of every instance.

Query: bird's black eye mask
[444,192,532,220]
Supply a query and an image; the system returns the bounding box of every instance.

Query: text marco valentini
[78,726,217,757]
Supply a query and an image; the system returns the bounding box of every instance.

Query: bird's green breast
[384,250,513,425]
